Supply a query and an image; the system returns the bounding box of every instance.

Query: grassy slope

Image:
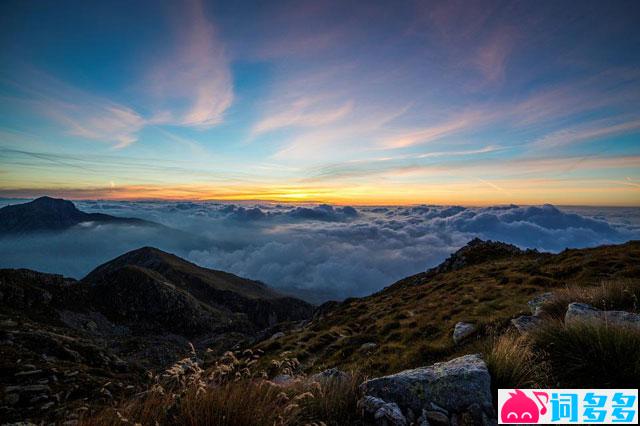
[255,241,640,376]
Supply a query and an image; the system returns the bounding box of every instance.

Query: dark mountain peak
[82,247,314,328]
[0,196,158,235]
[83,246,199,281]
[431,238,530,274]
[0,196,87,234]
[30,195,73,205]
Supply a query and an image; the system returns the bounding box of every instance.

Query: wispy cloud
[533,117,640,148]
[146,0,233,128]
[378,109,492,149]
[3,71,145,148]
[472,27,518,83]
[252,97,353,137]
[2,0,231,148]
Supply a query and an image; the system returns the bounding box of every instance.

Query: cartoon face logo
[501,389,548,424]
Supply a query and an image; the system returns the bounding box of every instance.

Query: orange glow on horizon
[2,179,639,207]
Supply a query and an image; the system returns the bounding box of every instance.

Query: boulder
[528,292,554,316]
[452,322,476,344]
[360,354,494,425]
[312,367,348,382]
[565,303,640,328]
[511,315,542,334]
[359,395,408,426]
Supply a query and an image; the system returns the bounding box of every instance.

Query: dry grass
[531,320,640,388]
[81,348,364,426]
[483,332,550,393]
[539,279,640,319]
[254,242,640,376]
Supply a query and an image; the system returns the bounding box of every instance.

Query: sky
[1,0,639,206]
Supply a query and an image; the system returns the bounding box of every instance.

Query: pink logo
[501,389,548,423]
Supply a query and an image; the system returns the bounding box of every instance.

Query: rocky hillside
[2,239,638,425]
[254,239,640,375]
[0,196,158,235]
[0,248,313,423]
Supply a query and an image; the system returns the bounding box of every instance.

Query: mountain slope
[0,196,157,235]
[254,239,640,375]
[0,248,313,423]
[82,247,313,329]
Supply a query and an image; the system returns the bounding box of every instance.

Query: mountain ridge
[0,196,159,235]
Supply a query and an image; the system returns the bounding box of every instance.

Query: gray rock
[565,303,640,328]
[360,342,378,351]
[528,292,554,316]
[4,384,51,393]
[360,354,494,424]
[270,331,285,340]
[271,374,292,385]
[452,322,476,344]
[424,410,450,426]
[416,410,432,426]
[312,367,348,382]
[511,315,543,334]
[359,395,408,426]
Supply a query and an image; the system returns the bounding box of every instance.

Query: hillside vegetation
[255,239,640,375]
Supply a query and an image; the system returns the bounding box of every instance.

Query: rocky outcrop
[453,322,476,344]
[565,302,640,328]
[511,315,543,334]
[359,396,407,426]
[360,354,495,426]
[527,292,554,316]
[431,238,530,274]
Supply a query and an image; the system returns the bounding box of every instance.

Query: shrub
[484,332,549,393]
[531,321,640,388]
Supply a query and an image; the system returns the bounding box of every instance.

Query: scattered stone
[528,292,554,315]
[360,342,377,351]
[424,410,450,426]
[312,367,348,382]
[271,374,292,385]
[565,303,640,328]
[5,384,51,393]
[0,318,17,327]
[85,320,98,332]
[40,401,55,410]
[270,332,285,340]
[360,354,494,425]
[452,322,476,344]
[511,315,543,334]
[359,395,408,426]
[15,369,43,376]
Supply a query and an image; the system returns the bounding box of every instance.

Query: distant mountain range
[0,196,160,235]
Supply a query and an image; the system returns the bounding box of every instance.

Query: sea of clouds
[1,200,639,302]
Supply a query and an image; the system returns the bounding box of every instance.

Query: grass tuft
[531,320,640,388]
[484,332,549,392]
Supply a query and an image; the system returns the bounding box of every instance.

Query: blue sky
[1,0,639,205]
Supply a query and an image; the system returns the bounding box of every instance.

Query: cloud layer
[1,200,638,302]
